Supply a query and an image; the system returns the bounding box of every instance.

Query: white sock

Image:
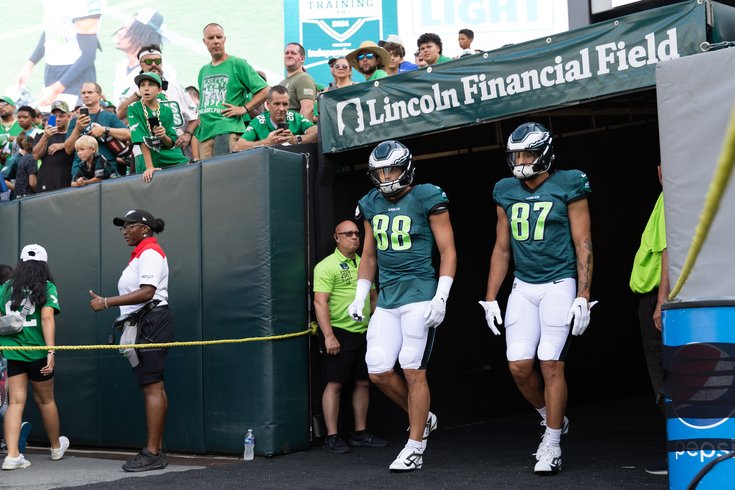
[544,427,562,447]
[536,406,547,422]
[406,439,423,452]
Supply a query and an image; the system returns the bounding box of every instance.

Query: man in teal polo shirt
[629,164,669,476]
[313,220,386,454]
[234,85,317,151]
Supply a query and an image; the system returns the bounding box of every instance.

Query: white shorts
[365,301,435,373]
[505,277,576,362]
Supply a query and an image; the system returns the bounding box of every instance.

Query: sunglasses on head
[357,53,375,61]
[333,63,349,69]
[141,58,162,66]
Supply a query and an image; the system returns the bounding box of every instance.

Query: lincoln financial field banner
[319,1,706,153]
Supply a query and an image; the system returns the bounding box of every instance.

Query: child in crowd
[127,72,187,183]
[71,135,119,187]
[7,133,38,199]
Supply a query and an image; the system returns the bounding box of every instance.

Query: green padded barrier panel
[201,148,309,456]
[15,186,102,445]
[0,200,19,266]
[99,165,204,452]
[3,151,307,455]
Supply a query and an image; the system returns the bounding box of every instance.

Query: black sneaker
[644,459,668,475]
[159,447,168,469]
[122,448,166,472]
[348,431,388,448]
[323,435,351,454]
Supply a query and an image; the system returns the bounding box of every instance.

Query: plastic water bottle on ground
[243,429,255,461]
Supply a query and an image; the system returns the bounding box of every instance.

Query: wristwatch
[296,135,303,144]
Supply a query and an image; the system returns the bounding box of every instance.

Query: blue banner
[284,0,398,87]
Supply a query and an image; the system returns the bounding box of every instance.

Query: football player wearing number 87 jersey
[480,122,594,476]
[348,140,456,472]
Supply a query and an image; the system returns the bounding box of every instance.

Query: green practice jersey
[493,169,591,284]
[358,184,448,308]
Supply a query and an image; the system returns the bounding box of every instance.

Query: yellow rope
[0,323,318,351]
[669,103,735,300]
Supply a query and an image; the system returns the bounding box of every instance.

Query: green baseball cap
[134,72,162,88]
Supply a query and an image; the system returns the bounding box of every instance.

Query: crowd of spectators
[0,23,478,200]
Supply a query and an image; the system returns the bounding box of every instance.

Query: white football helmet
[368,140,414,196]
[506,122,555,180]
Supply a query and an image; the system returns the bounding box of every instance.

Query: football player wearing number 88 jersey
[348,140,456,472]
[480,122,593,476]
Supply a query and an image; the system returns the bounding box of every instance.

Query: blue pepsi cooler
[663,302,735,490]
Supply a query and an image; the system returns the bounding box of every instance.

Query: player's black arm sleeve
[428,203,449,215]
[29,32,46,63]
[58,33,98,89]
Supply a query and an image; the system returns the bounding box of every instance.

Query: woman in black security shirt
[89,209,173,473]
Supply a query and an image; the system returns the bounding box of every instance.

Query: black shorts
[132,306,175,386]
[320,329,368,384]
[7,357,53,382]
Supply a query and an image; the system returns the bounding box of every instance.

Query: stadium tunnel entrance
[310,88,663,436]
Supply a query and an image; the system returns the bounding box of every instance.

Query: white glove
[567,298,598,336]
[423,276,453,328]
[348,298,365,322]
[348,279,372,322]
[423,296,446,328]
[478,300,503,335]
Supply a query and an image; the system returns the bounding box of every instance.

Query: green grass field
[1,0,285,105]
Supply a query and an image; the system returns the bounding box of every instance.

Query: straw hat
[346,41,391,72]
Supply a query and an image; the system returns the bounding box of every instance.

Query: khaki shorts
[198,133,241,159]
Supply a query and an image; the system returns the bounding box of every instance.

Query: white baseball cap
[385,35,404,46]
[20,244,48,262]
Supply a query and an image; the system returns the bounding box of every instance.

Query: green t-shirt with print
[0,121,22,158]
[0,280,60,362]
[0,120,22,138]
[128,100,188,172]
[197,56,269,142]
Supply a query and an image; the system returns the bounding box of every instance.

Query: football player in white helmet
[349,140,456,472]
[481,122,595,475]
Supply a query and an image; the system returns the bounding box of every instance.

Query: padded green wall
[0,149,308,455]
